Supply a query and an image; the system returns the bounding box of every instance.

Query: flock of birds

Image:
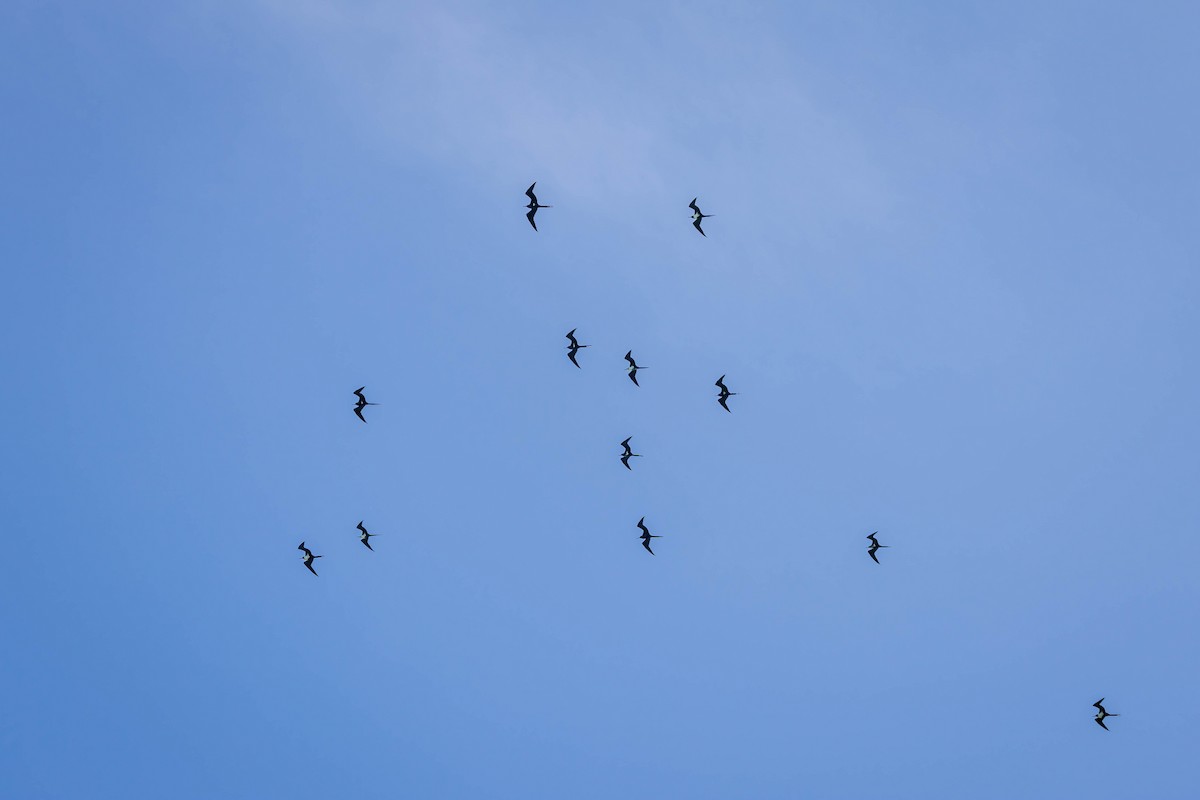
[295,183,1121,733]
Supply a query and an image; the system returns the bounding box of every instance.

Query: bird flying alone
[866,532,889,564]
[298,541,322,576]
[1093,698,1119,731]
[715,375,737,412]
[565,328,589,368]
[624,350,644,386]
[689,198,713,236]
[620,436,642,470]
[357,521,377,551]
[353,387,378,423]
[637,516,662,555]
[525,182,552,231]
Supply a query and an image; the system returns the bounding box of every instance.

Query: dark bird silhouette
[525,182,552,231]
[298,541,322,576]
[866,532,889,564]
[356,521,377,551]
[1094,698,1119,731]
[565,328,589,368]
[624,350,645,386]
[620,436,642,470]
[637,516,662,555]
[353,387,378,423]
[715,375,737,412]
[689,198,713,236]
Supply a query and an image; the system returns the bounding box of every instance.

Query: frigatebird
[620,436,642,470]
[298,541,322,576]
[637,517,662,555]
[866,532,889,564]
[356,521,377,551]
[1094,698,1119,731]
[353,387,378,423]
[566,328,589,368]
[624,351,644,386]
[715,375,737,412]
[689,198,713,236]
[525,182,552,231]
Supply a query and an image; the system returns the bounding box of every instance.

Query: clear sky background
[2,2,1198,798]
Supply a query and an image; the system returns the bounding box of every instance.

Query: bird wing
[692,218,706,236]
[689,198,700,214]
[362,539,374,551]
[357,522,367,535]
[353,387,366,402]
[568,349,580,368]
[868,547,880,564]
[716,376,728,391]
[526,182,537,202]
[305,560,319,576]
[624,351,635,367]
[354,405,368,423]
[526,207,538,230]
[621,455,632,470]
[628,369,639,386]
[1095,717,1108,730]
[298,541,309,554]
[621,437,632,450]
[637,517,649,536]
[642,539,655,555]
[1093,698,1105,710]
[718,395,731,412]
[867,532,879,544]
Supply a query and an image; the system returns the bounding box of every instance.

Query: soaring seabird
[866,532,889,564]
[1093,698,1119,731]
[689,198,713,236]
[356,521,377,551]
[624,351,644,386]
[715,375,737,412]
[525,182,552,231]
[637,516,662,555]
[620,436,642,470]
[353,387,378,423]
[298,541,322,576]
[565,328,589,368]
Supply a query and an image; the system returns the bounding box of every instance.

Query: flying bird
[565,328,589,368]
[624,350,644,386]
[1093,698,1119,731]
[298,541,322,576]
[525,182,552,231]
[715,375,737,412]
[356,521,377,551]
[689,197,713,236]
[637,516,662,555]
[353,387,378,423]
[620,436,642,470]
[866,532,889,564]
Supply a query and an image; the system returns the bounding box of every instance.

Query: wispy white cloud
[253,0,897,232]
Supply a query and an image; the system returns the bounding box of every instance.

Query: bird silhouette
[357,521,377,552]
[620,436,642,470]
[1093,698,1119,731]
[637,517,662,555]
[298,541,322,576]
[624,351,645,386]
[689,198,713,236]
[525,182,552,231]
[866,532,889,564]
[565,328,589,368]
[715,375,737,412]
[353,387,378,423]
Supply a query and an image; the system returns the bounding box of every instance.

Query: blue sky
[2,2,1198,797]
